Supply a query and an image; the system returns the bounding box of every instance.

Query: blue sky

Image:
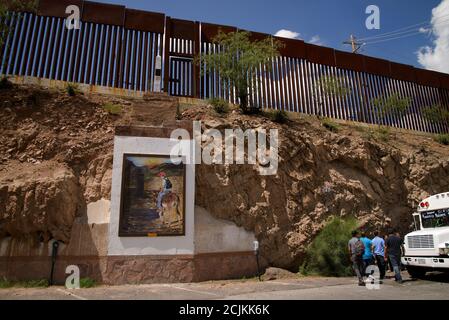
[93,0,449,71]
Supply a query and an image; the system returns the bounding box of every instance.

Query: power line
[363,20,449,45]
[358,12,449,42]
[361,17,449,42]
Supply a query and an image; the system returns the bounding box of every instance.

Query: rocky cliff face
[184,107,449,270]
[1,83,448,271]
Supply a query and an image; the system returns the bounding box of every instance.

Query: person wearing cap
[156,172,173,211]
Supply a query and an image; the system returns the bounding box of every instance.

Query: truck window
[421,208,449,228]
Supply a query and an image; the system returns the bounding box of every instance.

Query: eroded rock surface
[1,84,448,272]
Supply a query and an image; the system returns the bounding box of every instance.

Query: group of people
[348,229,404,286]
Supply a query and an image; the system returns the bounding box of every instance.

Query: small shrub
[300,217,358,277]
[103,103,122,115]
[20,279,49,288]
[0,76,13,90]
[272,110,289,124]
[375,126,390,142]
[321,118,339,133]
[361,129,375,141]
[435,134,449,146]
[66,83,79,96]
[209,98,230,114]
[79,278,97,288]
[0,278,13,289]
[0,278,49,289]
[176,103,182,120]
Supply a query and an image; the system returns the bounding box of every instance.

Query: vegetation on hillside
[314,75,351,118]
[372,93,411,126]
[197,31,282,114]
[300,217,358,277]
[102,103,122,115]
[0,278,49,289]
[422,103,449,126]
[209,97,230,114]
[435,134,449,146]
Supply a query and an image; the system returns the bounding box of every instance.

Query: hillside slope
[1,82,448,271]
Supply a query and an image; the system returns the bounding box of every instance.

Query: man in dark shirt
[385,228,404,284]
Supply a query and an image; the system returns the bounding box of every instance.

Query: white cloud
[419,27,431,34]
[309,35,324,46]
[417,0,449,73]
[274,29,301,39]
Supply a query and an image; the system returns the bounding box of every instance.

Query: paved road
[1,272,448,300]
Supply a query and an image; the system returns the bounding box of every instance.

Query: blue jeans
[389,255,403,282]
[363,257,374,274]
[157,189,171,209]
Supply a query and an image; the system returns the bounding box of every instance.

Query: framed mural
[118,154,186,237]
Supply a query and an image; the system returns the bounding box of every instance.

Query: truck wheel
[407,266,427,279]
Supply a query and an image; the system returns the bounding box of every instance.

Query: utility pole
[343,35,364,54]
[343,35,368,122]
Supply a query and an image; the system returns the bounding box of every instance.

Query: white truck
[402,192,449,278]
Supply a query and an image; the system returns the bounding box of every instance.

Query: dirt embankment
[0,84,176,246]
[183,107,449,270]
[1,83,448,270]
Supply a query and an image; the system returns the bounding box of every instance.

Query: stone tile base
[0,251,260,285]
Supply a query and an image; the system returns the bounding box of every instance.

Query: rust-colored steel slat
[0,13,13,74]
[438,72,449,90]
[89,24,100,84]
[37,16,51,78]
[1,13,17,75]
[362,73,375,123]
[38,0,84,18]
[61,20,75,81]
[169,18,196,42]
[305,43,336,67]
[42,17,56,78]
[405,81,421,132]
[18,16,32,75]
[141,32,148,91]
[79,22,91,83]
[363,55,391,77]
[275,37,306,59]
[334,50,364,72]
[101,25,113,86]
[47,18,61,79]
[32,15,46,77]
[193,22,200,98]
[96,24,107,85]
[390,62,416,83]
[116,27,125,88]
[201,22,236,42]
[125,9,164,34]
[125,29,132,88]
[82,1,125,26]
[71,20,85,82]
[7,11,25,75]
[414,68,441,88]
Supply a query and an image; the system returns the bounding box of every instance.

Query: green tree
[197,31,282,113]
[314,75,351,118]
[300,217,358,277]
[422,103,449,125]
[0,1,37,75]
[372,93,411,127]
